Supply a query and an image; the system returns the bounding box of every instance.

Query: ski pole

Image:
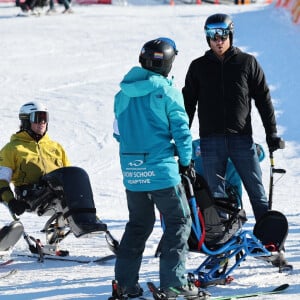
[268,151,286,209]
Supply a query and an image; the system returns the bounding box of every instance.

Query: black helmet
[139,37,178,77]
[204,14,234,46]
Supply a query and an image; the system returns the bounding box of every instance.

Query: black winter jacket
[182,46,277,138]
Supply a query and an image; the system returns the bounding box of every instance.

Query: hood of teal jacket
[120,66,173,98]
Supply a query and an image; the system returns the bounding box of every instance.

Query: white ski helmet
[19,101,49,130]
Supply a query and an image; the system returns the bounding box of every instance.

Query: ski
[0,259,17,279]
[16,253,115,264]
[16,9,43,18]
[147,282,210,300]
[147,282,289,300]
[0,269,17,279]
[255,255,293,273]
[211,283,289,300]
[16,12,41,17]
[33,253,116,264]
[92,254,116,264]
[147,282,167,300]
[0,259,14,267]
[108,295,153,300]
[279,264,293,272]
[109,297,152,300]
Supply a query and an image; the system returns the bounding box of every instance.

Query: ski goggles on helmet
[30,111,49,123]
[205,28,230,41]
[158,37,178,55]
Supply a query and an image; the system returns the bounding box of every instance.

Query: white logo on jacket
[128,160,144,167]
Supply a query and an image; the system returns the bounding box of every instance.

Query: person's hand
[179,161,196,183]
[8,198,28,216]
[266,134,285,153]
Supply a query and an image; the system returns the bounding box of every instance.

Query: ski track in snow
[0,1,299,299]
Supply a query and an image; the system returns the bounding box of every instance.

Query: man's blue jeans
[200,135,268,221]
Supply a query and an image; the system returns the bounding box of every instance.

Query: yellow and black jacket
[0,131,70,202]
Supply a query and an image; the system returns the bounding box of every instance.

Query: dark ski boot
[108,280,143,300]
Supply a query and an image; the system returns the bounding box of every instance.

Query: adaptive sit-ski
[13,166,119,259]
[182,172,291,287]
[156,170,291,288]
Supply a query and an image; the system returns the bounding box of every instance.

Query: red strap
[264,242,279,252]
[198,209,206,251]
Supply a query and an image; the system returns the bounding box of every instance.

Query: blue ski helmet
[139,37,178,77]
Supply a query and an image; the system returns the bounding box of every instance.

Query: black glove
[266,134,285,153]
[179,161,196,183]
[8,198,28,216]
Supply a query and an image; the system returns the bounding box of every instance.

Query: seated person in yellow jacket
[0,101,106,237]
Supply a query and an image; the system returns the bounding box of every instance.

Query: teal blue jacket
[114,67,192,191]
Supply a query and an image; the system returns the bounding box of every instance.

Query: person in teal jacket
[112,38,199,300]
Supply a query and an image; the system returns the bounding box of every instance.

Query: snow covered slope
[0,2,299,299]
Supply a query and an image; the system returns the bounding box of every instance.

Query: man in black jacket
[182,13,284,221]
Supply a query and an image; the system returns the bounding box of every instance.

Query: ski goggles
[205,28,230,41]
[30,111,49,123]
[158,37,178,55]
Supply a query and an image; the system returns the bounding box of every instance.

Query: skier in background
[47,0,73,14]
[18,0,39,15]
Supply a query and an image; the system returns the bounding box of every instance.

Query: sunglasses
[30,111,49,123]
[205,28,230,41]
